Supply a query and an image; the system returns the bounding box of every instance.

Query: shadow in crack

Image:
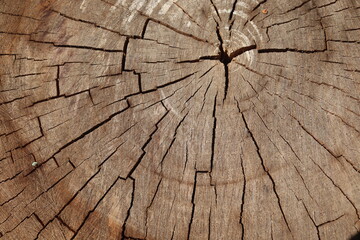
[350,232,360,240]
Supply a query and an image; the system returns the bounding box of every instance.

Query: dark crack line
[159,111,189,168]
[170,224,176,240]
[214,23,230,101]
[0,170,23,185]
[137,12,213,45]
[3,214,33,236]
[187,172,198,239]
[52,9,141,39]
[317,0,338,9]
[14,72,45,78]
[25,102,130,177]
[140,80,190,111]
[184,84,204,106]
[0,187,25,207]
[258,47,327,54]
[309,157,360,219]
[252,0,268,12]
[56,216,75,234]
[144,179,163,239]
[182,142,189,175]
[173,2,205,30]
[234,60,266,77]
[199,77,214,114]
[229,0,239,21]
[28,86,98,108]
[126,109,169,178]
[33,213,45,227]
[176,55,219,63]
[141,72,197,94]
[290,114,342,159]
[276,133,315,202]
[28,40,123,52]
[210,93,218,172]
[240,72,260,99]
[32,168,102,239]
[0,11,40,21]
[98,141,126,168]
[0,31,30,36]
[55,66,60,96]
[209,0,221,20]
[223,63,230,101]
[70,177,124,239]
[208,208,212,240]
[142,38,185,50]
[280,0,311,15]
[121,177,135,240]
[0,96,30,106]
[341,156,360,174]
[121,37,130,72]
[320,107,360,134]
[241,113,293,235]
[300,201,320,239]
[199,64,217,79]
[25,169,74,212]
[239,153,246,240]
[141,19,150,38]
[229,45,257,59]
[213,24,257,101]
[317,214,345,228]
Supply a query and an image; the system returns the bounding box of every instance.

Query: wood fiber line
[1,0,360,239]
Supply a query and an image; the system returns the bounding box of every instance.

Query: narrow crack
[187,172,198,239]
[121,177,135,240]
[144,179,162,239]
[300,201,320,239]
[241,113,293,235]
[28,40,123,52]
[56,216,76,234]
[229,0,239,21]
[126,109,169,178]
[209,0,221,20]
[70,177,124,239]
[239,154,246,240]
[210,93,218,172]
[309,157,360,219]
[159,111,189,168]
[213,22,256,100]
[215,23,229,100]
[32,168,102,239]
[121,38,130,72]
[55,65,60,96]
[252,0,268,12]
[141,19,150,39]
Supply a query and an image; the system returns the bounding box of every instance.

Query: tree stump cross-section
[0,0,360,239]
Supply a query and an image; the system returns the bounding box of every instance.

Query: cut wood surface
[1,0,360,239]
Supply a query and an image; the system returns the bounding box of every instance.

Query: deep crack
[214,24,256,100]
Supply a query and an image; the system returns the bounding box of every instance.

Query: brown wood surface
[1,0,360,239]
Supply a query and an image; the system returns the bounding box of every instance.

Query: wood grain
[0,0,360,239]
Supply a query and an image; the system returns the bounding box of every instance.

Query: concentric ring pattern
[0,0,360,239]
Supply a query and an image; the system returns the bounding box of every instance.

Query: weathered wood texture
[1,0,360,239]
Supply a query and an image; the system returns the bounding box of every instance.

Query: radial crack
[187,172,198,239]
[121,177,135,240]
[70,177,124,239]
[309,157,360,219]
[159,111,189,168]
[210,93,218,172]
[126,109,169,178]
[241,113,292,235]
